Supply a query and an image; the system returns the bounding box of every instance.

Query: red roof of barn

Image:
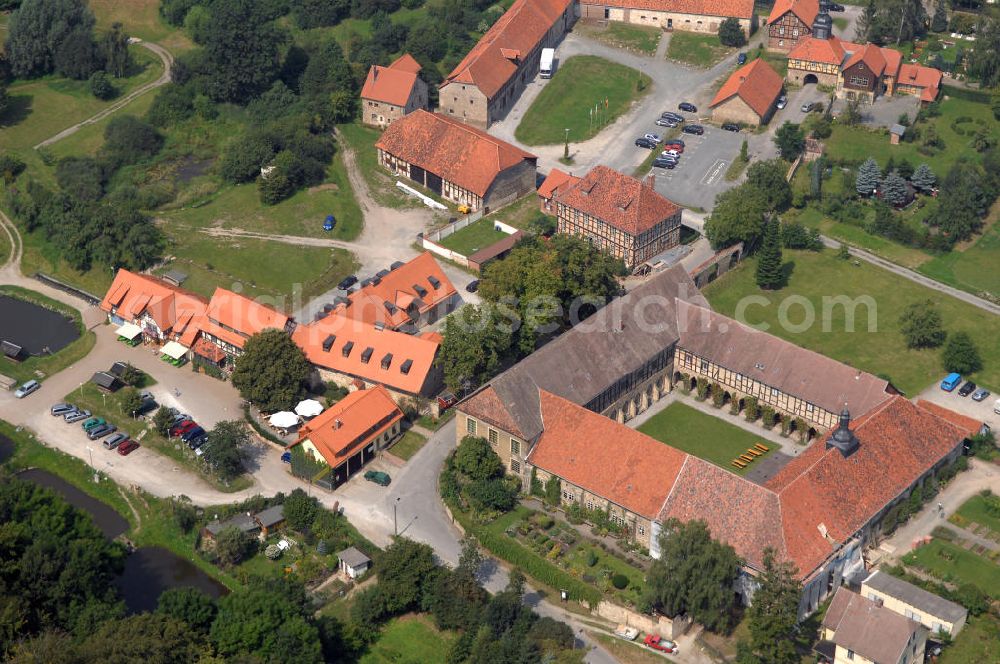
[537,168,580,200]
[710,58,784,118]
[361,53,423,107]
[788,35,850,64]
[596,0,753,18]
[555,165,681,236]
[915,400,983,438]
[375,110,536,197]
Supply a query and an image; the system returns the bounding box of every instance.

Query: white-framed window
[562,489,575,502]
[586,499,595,511]
[850,75,870,86]
[510,439,520,456]
[847,650,854,661]
[637,524,645,536]
[466,418,477,435]
[770,387,779,397]
[805,403,815,413]
[510,460,521,474]
[488,428,498,446]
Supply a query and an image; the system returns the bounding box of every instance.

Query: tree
[755,218,784,290]
[79,613,205,663]
[219,133,276,183]
[930,161,989,242]
[736,549,800,664]
[641,520,739,632]
[931,0,948,33]
[438,304,515,393]
[153,407,177,435]
[155,588,217,634]
[718,17,746,47]
[774,122,805,161]
[0,153,26,183]
[856,158,881,196]
[202,421,251,482]
[214,526,255,566]
[746,160,793,212]
[284,488,319,531]
[89,71,115,99]
[290,0,351,28]
[842,98,863,126]
[100,22,131,78]
[705,183,768,249]
[376,537,438,614]
[880,170,909,207]
[942,331,982,375]
[911,163,936,191]
[55,156,105,201]
[231,328,312,411]
[898,300,946,349]
[856,0,877,42]
[53,27,99,80]
[4,0,96,78]
[967,17,1000,87]
[101,115,163,167]
[543,474,561,506]
[119,387,144,419]
[453,436,504,482]
[203,0,287,103]
[0,85,9,121]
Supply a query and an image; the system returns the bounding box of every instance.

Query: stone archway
[803,73,819,85]
[722,391,733,406]
[689,376,698,392]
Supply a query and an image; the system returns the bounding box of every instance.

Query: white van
[540,48,555,78]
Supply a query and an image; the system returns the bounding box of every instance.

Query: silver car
[103,432,129,450]
[14,380,40,398]
[65,409,91,423]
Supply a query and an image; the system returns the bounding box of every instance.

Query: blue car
[737,52,747,65]
[281,451,292,464]
[323,215,336,231]
[940,373,962,392]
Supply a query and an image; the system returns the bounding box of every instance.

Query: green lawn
[359,614,455,664]
[666,31,735,68]
[514,56,650,146]
[576,22,662,54]
[438,218,511,256]
[337,123,418,209]
[637,401,772,475]
[951,493,1000,536]
[940,615,1000,664]
[0,286,97,384]
[902,539,1000,597]
[919,218,1000,299]
[703,249,1000,394]
[389,430,428,461]
[89,0,195,54]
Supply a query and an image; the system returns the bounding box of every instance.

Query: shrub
[586,549,598,567]
[89,71,116,99]
[611,574,629,590]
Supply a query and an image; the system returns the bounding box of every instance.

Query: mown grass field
[666,31,735,68]
[703,250,1000,394]
[637,401,772,475]
[515,56,650,146]
[88,0,195,53]
[919,215,1000,299]
[576,22,662,54]
[952,493,1000,536]
[438,218,511,256]
[358,614,455,663]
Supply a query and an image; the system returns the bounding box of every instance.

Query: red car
[643,635,679,654]
[117,440,140,456]
[663,143,684,153]
[169,420,197,437]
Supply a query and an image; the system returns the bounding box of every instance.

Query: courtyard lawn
[902,539,1000,597]
[0,286,96,384]
[359,614,455,664]
[666,31,735,68]
[951,493,1000,537]
[637,401,772,475]
[576,22,662,54]
[438,218,511,256]
[514,56,651,146]
[389,430,427,461]
[703,250,1000,394]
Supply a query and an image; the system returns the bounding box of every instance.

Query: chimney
[335,419,342,429]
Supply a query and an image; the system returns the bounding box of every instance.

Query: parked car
[994,398,1000,416]
[678,102,697,113]
[281,451,292,463]
[82,417,106,432]
[118,440,140,456]
[663,142,684,153]
[170,420,197,437]
[958,381,977,397]
[465,279,480,293]
[721,122,740,132]
[652,157,677,169]
[801,101,823,113]
[644,635,679,654]
[170,411,191,425]
[187,434,208,450]
[135,394,158,417]
[87,424,117,440]
[65,409,91,423]
[364,470,391,486]
[737,52,747,65]
[655,117,677,127]
[662,149,681,158]
[51,403,76,416]
[14,380,40,399]
[182,426,206,443]
[634,137,657,149]
[971,388,991,402]
[940,373,962,392]
[663,138,685,148]
[103,432,129,450]
[338,275,358,290]
[614,625,639,641]
[643,133,662,143]
[682,124,704,135]
[323,215,336,231]
[660,111,684,123]
[776,95,787,109]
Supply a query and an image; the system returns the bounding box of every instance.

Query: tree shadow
[0,93,34,129]
[124,58,150,79]
[778,260,796,289]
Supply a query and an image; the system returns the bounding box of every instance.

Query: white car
[14,380,40,399]
[662,149,680,158]
[776,95,787,109]
[614,625,639,641]
[643,133,662,143]
[655,118,677,127]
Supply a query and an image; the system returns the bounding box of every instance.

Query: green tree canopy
[203,0,287,103]
[942,331,983,375]
[911,163,936,191]
[898,299,946,349]
[705,184,768,249]
[930,160,990,243]
[754,218,784,290]
[746,159,793,213]
[437,304,515,393]
[203,420,251,482]
[856,157,881,196]
[774,122,805,161]
[283,488,320,531]
[453,436,504,482]
[157,587,218,634]
[4,0,96,78]
[79,612,205,663]
[880,169,910,207]
[718,17,746,46]
[231,328,311,411]
[736,548,801,664]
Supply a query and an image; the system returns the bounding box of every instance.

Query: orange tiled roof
[710,58,784,118]
[293,386,403,466]
[881,47,902,78]
[376,110,537,197]
[844,43,887,77]
[340,252,457,329]
[204,288,289,345]
[443,0,573,99]
[788,36,848,65]
[898,63,942,89]
[556,165,681,236]
[537,168,580,200]
[360,53,423,107]
[915,400,983,438]
[192,338,227,363]
[597,0,752,17]
[767,0,818,27]
[101,269,208,338]
[292,313,440,395]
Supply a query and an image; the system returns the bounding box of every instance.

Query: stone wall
[594,602,691,640]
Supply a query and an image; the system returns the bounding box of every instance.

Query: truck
[540,48,555,78]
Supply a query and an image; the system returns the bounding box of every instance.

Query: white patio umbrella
[294,399,324,418]
[268,411,299,428]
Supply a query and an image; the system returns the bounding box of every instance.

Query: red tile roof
[529,391,688,519]
[881,46,902,78]
[292,386,403,466]
[788,35,848,65]
[361,54,423,107]
[196,287,289,349]
[898,63,942,89]
[461,385,531,439]
[767,0,818,27]
[376,110,537,197]
[710,58,784,118]
[443,0,573,99]
[537,168,580,200]
[339,252,457,330]
[192,338,227,363]
[292,313,440,396]
[101,269,207,339]
[915,400,983,438]
[844,43,887,77]
[556,165,682,236]
[596,0,753,18]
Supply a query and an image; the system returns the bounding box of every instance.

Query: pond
[16,469,228,612]
[0,294,80,355]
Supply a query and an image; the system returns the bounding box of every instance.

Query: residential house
[861,570,968,637]
[184,288,292,366]
[360,54,428,128]
[439,0,575,128]
[288,386,404,489]
[767,0,818,51]
[255,504,286,539]
[553,165,683,269]
[100,269,208,345]
[579,0,754,37]
[537,168,580,214]
[818,587,927,664]
[709,58,784,126]
[376,110,537,211]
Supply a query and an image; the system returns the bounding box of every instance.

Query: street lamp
[393,496,401,536]
[563,128,570,160]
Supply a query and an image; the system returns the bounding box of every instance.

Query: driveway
[914,383,1000,431]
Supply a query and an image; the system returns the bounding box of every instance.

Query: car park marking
[701,159,728,186]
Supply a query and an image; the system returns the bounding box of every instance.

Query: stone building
[766,0,818,51]
[360,54,428,128]
[438,0,575,128]
[375,110,537,211]
[578,0,754,36]
[709,58,783,126]
[553,165,683,269]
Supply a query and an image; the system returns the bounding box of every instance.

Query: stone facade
[710,94,774,126]
[438,82,491,128]
[579,4,752,35]
[361,78,429,128]
[768,11,810,51]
